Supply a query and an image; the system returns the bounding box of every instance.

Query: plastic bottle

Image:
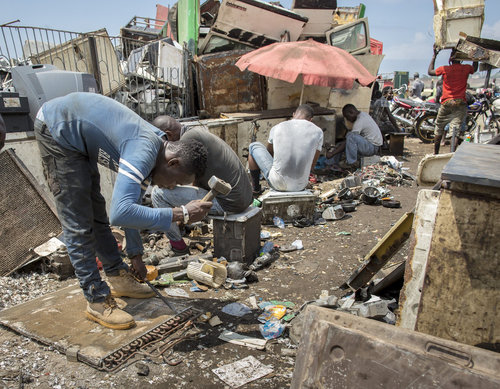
[260,241,274,254]
[273,216,285,229]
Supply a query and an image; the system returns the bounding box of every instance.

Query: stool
[211,206,262,264]
[260,190,316,224]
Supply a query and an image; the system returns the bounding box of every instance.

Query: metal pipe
[144,279,179,314]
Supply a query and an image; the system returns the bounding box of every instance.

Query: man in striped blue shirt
[35,92,211,330]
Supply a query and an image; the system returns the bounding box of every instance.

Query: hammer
[201,175,232,201]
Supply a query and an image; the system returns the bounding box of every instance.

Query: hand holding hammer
[182,176,232,223]
[201,175,232,202]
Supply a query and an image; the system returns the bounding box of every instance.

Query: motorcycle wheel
[415,112,437,143]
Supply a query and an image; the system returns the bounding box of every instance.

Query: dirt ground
[0,138,435,389]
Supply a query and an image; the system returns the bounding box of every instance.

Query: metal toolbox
[260,190,316,224]
[212,206,261,264]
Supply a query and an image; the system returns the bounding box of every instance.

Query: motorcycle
[390,86,440,142]
[414,89,500,145]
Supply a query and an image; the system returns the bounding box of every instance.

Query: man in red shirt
[428,44,478,154]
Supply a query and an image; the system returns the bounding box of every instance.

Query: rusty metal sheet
[195,50,265,117]
[0,283,196,370]
[0,149,61,276]
[291,306,500,389]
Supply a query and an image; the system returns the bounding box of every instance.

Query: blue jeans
[330,133,379,165]
[151,185,224,241]
[34,119,127,303]
[249,142,273,181]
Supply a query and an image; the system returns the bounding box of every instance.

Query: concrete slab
[0,283,195,369]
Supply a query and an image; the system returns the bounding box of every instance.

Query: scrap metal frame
[340,211,414,291]
[0,24,191,121]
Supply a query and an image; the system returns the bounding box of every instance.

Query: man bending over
[151,116,253,255]
[35,93,212,330]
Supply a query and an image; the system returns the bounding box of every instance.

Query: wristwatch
[180,205,189,224]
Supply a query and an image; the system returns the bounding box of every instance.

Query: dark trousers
[34,119,127,302]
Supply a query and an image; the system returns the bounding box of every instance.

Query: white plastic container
[433,0,484,49]
[187,259,227,288]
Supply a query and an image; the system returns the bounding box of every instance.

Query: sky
[1,0,499,77]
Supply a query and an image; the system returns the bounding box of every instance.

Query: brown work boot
[107,269,155,299]
[86,295,135,330]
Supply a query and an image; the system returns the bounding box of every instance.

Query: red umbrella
[235,39,376,103]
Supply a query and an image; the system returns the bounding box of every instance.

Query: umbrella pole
[299,83,305,105]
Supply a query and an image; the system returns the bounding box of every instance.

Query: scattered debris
[186,259,227,288]
[218,331,267,350]
[165,288,189,298]
[135,362,150,377]
[258,305,286,323]
[273,216,286,229]
[221,303,252,317]
[260,320,286,340]
[208,316,222,327]
[212,356,273,388]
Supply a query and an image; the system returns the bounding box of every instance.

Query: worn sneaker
[107,269,155,299]
[86,295,135,330]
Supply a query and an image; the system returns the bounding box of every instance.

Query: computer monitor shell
[11,64,98,123]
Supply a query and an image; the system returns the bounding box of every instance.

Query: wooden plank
[398,189,440,330]
[292,307,500,389]
[221,106,335,121]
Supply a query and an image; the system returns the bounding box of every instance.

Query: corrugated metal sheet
[195,50,266,117]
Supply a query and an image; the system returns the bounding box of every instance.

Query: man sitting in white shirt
[248,104,324,194]
[326,104,383,168]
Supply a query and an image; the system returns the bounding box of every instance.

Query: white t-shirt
[268,119,323,191]
[352,112,383,147]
